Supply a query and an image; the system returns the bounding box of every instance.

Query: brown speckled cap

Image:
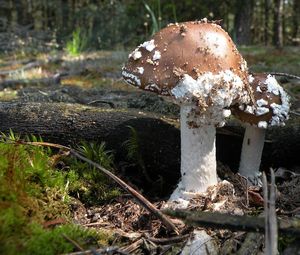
[231,73,290,128]
[122,20,249,96]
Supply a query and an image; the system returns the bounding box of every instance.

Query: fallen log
[0,101,299,196]
[0,74,62,89]
[164,210,300,235]
[0,101,181,195]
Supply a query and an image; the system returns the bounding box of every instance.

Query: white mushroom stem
[169,104,218,206]
[239,125,266,185]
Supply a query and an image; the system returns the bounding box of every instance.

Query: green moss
[66,141,122,205]
[0,136,116,254]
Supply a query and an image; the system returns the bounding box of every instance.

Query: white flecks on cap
[145,83,161,92]
[239,104,245,110]
[129,49,142,60]
[268,82,290,126]
[122,70,141,86]
[256,98,268,107]
[265,74,280,95]
[240,59,248,72]
[223,109,231,118]
[153,50,161,61]
[141,39,155,52]
[244,105,254,114]
[248,74,255,83]
[256,86,262,93]
[137,67,144,74]
[258,121,268,129]
[255,106,270,116]
[203,31,228,58]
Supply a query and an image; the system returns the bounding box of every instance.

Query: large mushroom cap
[231,73,290,128]
[122,20,248,96]
[122,20,252,126]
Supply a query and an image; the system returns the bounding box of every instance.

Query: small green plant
[66,27,88,56]
[143,1,159,35]
[67,141,121,205]
[123,126,152,183]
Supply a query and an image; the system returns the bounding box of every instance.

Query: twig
[269,169,278,255]
[120,238,143,254]
[267,72,300,80]
[262,172,270,254]
[62,234,84,251]
[263,170,278,255]
[0,138,179,235]
[65,246,128,255]
[145,234,190,245]
[280,207,300,215]
[87,100,115,108]
[290,111,300,117]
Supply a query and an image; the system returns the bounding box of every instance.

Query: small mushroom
[231,73,290,185]
[122,21,251,207]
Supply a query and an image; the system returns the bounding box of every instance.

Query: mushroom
[122,20,250,207]
[231,73,290,185]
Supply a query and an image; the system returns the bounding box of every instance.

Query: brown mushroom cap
[231,73,290,128]
[122,20,248,96]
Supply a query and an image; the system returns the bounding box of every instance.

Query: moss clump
[0,139,114,254]
[66,141,122,205]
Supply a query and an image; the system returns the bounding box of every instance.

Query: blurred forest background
[0,0,299,53]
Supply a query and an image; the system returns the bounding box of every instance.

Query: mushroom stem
[239,125,266,185]
[170,104,218,205]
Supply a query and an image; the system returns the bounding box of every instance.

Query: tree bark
[0,101,178,145]
[234,0,254,45]
[273,0,283,49]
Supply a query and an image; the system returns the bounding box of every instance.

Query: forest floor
[0,46,299,254]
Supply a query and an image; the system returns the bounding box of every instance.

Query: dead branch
[62,234,84,252]
[0,61,44,76]
[164,210,300,235]
[120,238,144,254]
[263,169,278,255]
[64,246,128,255]
[267,72,300,80]
[145,234,190,245]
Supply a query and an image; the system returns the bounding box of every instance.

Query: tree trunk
[273,0,283,49]
[234,0,254,45]
[292,0,300,44]
[264,0,271,45]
